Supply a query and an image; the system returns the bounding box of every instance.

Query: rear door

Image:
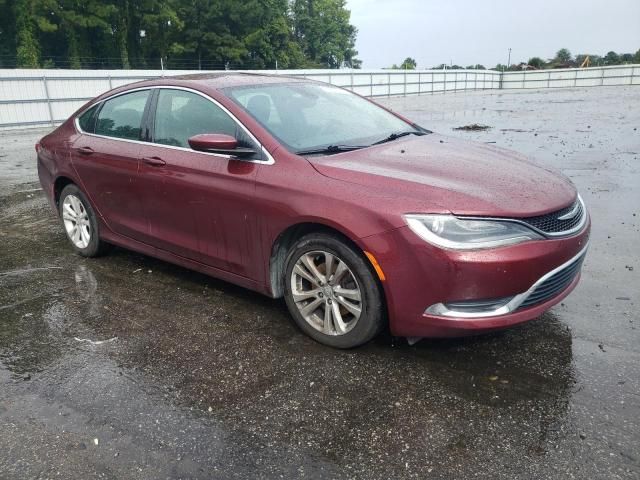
[136,88,262,277]
[71,89,151,240]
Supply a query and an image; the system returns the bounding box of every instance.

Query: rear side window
[153,89,237,148]
[77,104,99,133]
[95,90,150,140]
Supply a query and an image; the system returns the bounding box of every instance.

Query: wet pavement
[1,86,639,479]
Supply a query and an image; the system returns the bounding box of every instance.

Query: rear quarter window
[77,104,99,133]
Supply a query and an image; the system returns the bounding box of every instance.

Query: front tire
[283,233,385,348]
[59,184,109,257]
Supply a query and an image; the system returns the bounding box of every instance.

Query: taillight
[35,142,41,153]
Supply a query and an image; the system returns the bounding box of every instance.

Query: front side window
[224,83,416,152]
[95,90,150,140]
[153,89,238,148]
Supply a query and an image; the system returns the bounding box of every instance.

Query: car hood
[307,134,576,217]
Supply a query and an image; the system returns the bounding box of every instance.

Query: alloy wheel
[290,250,363,336]
[62,194,91,249]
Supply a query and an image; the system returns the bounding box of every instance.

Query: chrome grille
[519,198,584,235]
[517,251,586,310]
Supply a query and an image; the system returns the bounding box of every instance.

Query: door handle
[76,146,94,155]
[142,156,166,167]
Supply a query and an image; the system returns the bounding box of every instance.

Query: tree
[401,57,416,69]
[33,0,118,68]
[0,0,17,67]
[172,0,250,69]
[138,0,182,66]
[5,0,361,70]
[241,0,307,69]
[15,0,40,67]
[111,0,133,68]
[291,0,361,68]
[393,57,416,69]
[620,53,633,64]
[528,57,544,69]
[554,48,572,64]
[603,50,620,65]
[635,49,640,63]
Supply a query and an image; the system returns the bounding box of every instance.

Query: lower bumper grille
[517,250,586,310]
[424,244,588,319]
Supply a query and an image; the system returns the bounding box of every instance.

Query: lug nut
[319,292,324,298]
[327,299,332,305]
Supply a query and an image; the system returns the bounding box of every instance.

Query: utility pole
[507,48,512,69]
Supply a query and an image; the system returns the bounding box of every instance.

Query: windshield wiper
[295,144,367,156]
[371,130,425,146]
[296,130,427,155]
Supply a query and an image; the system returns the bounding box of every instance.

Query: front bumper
[418,271,582,337]
[424,242,588,318]
[361,216,590,338]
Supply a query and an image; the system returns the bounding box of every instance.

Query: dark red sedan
[37,73,590,348]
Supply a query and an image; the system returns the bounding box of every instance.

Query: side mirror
[188,134,256,157]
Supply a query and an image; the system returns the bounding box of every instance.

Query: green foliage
[527,57,544,69]
[393,57,416,70]
[292,0,360,68]
[0,0,17,66]
[5,0,360,69]
[493,48,638,71]
[554,48,572,63]
[604,51,620,65]
[15,0,40,67]
[620,53,633,63]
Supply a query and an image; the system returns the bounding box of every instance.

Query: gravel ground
[0,86,639,479]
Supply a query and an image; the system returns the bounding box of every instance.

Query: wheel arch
[53,175,76,207]
[268,220,372,299]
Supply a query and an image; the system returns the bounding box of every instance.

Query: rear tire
[59,184,109,257]
[283,232,385,348]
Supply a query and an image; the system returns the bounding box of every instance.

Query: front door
[137,88,262,278]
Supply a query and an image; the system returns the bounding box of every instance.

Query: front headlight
[403,214,543,250]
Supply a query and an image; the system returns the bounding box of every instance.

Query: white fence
[0,65,638,130]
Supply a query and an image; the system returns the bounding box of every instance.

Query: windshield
[224,82,420,153]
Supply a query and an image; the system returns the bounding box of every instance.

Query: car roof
[129,72,312,91]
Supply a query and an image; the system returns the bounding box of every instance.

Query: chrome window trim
[425,241,589,319]
[73,85,275,165]
[459,194,587,239]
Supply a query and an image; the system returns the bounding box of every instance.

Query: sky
[345,0,640,69]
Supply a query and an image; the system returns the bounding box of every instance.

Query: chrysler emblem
[557,202,580,221]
